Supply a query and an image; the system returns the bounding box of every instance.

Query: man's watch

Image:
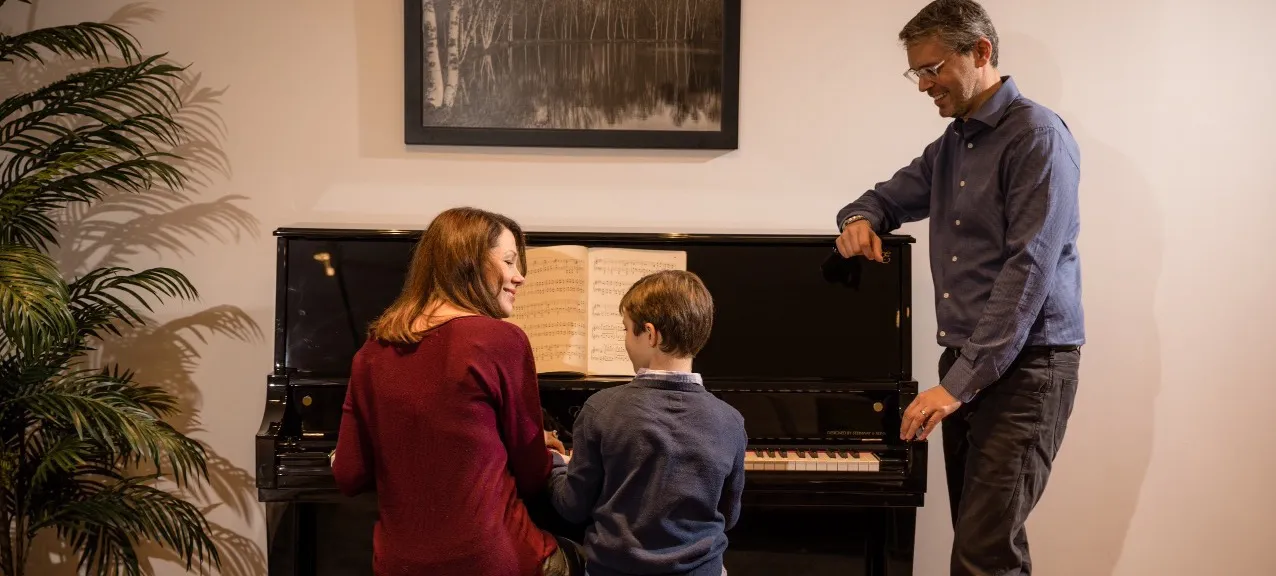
[841,214,868,231]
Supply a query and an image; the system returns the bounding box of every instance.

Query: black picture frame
[403,0,741,150]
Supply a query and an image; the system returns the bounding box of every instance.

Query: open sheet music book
[506,245,687,376]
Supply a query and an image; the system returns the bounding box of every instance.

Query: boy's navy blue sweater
[547,370,747,576]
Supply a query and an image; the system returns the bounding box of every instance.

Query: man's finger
[835,234,852,258]
[900,409,920,440]
[917,412,940,441]
[870,233,883,262]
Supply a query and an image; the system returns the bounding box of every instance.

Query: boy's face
[622,313,656,371]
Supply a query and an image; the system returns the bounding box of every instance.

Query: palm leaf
[0,242,73,353]
[67,266,197,341]
[0,21,140,66]
[0,149,188,250]
[3,368,208,487]
[33,475,219,575]
[0,55,184,143]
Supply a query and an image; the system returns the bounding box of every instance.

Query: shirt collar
[955,75,1019,135]
[634,368,704,387]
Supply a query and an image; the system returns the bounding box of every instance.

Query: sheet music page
[506,245,590,374]
[586,248,688,376]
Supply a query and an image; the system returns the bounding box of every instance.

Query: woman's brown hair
[368,207,526,344]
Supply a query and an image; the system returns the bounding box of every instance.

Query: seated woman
[332,206,581,576]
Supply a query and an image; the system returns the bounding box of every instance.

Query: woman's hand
[544,430,566,454]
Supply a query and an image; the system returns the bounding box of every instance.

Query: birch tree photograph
[404,0,740,149]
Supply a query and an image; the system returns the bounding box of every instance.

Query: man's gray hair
[899,0,1000,67]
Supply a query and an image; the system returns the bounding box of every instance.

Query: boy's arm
[717,424,748,530]
[547,402,604,524]
[835,134,941,234]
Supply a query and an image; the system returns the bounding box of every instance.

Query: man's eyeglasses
[903,60,945,84]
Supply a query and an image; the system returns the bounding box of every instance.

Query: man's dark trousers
[939,346,1080,575]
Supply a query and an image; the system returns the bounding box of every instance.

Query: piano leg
[266,495,379,576]
[266,502,301,576]
[722,506,917,576]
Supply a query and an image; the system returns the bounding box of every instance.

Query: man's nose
[917,77,934,93]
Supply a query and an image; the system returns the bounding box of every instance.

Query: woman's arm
[495,328,553,497]
[332,346,375,495]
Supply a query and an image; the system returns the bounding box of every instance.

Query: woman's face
[488,227,525,317]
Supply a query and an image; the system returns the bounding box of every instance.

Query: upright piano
[257,227,924,576]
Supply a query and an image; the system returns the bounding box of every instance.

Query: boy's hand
[836,219,884,262]
[544,430,566,454]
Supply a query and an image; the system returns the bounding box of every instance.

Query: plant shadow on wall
[0,2,262,575]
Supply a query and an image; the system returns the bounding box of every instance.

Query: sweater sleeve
[495,327,553,497]
[717,419,747,530]
[548,402,603,524]
[332,344,375,495]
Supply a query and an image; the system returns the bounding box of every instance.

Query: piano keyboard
[745,448,879,472]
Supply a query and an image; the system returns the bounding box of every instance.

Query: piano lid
[271,228,915,383]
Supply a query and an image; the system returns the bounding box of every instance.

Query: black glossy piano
[257,227,924,576]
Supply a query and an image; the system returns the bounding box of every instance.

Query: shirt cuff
[938,353,981,403]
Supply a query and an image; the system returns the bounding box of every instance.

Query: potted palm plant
[0,4,221,575]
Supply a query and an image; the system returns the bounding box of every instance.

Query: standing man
[834,1,1083,574]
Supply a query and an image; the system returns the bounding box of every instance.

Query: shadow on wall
[997,32,1164,576]
[3,2,265,575]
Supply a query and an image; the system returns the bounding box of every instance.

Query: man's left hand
[901,386,962,441]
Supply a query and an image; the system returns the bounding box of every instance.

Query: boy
[547,270,747,576]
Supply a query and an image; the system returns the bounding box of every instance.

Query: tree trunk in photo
[443,0,462,107]
[423,0,444,107]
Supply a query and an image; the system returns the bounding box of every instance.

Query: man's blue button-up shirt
[837,76,1084,402]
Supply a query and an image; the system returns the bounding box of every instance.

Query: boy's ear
[643,322,659,347]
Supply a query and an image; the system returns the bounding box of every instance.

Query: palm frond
[0,149,188,250]
[67,266,197,342]
[0,22,140,66]
[3,368,208,487]
[2,110,184,186]
[34,475,219,575]
[0,242,73,354]
[0,55,183,140]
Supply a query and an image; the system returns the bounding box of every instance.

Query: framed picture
[403,0,740,150]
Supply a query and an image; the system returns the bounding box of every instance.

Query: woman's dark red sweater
[332,316,556,575]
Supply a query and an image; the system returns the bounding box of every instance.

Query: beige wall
[4,0,1274,574]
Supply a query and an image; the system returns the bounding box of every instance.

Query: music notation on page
[505,245,687,376]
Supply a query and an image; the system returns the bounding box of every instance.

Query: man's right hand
[836,219,884,262]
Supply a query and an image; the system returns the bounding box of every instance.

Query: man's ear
[973,37,993,67]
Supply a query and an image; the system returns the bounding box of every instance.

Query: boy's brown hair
[369,206,526,344]
[619,270,714,358]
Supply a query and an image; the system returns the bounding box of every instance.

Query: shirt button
[955,219,961,225]
[943,292,950,298]
[967,143,973,149]
[939,331,947,337]
[960,180,966,187]
[951,256,958,262]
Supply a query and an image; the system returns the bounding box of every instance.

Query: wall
[4,0,1274,574]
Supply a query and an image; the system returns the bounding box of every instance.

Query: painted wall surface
[3,1,1273,574]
